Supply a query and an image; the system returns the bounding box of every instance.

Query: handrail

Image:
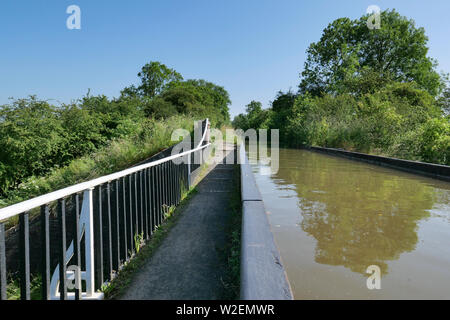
[196,119,209,149]
[0,119,209,221]
[0,118,210,300]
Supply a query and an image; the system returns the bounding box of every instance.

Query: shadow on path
[120,145,236,300]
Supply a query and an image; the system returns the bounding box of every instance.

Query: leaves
[299,10,444,97]
[0,61,232,197]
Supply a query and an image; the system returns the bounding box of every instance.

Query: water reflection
[258,148,450,282]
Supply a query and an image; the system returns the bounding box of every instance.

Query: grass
[102,156,214,300]
[102,186,198,300]
[3,139,242,300]
[0,116,195,228]
[5,187,198,300]
[4,167,201,300]
[5,274,42,300]
[219,164,242,299]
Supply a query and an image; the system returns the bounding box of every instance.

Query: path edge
[238,142,293,300]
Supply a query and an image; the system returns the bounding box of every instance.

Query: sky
[1,0,450,118]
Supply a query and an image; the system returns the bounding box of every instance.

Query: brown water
[250,148,450,299]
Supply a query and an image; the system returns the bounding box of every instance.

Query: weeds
[102,187,198,299]
[220,164,242,299]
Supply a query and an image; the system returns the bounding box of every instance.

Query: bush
[0,116,195,209]
[419,118,450,165]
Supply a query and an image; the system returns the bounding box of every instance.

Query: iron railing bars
[41,204,50,300]
[0,119,209,221]
[57,200,67,300]
[0,119,210,300]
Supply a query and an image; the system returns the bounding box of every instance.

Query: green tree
[244,101,270,130]
[232,113,250,130]
[300,10,443,97]
[0,97,65,194]
[128,61,183,98]
[58,104,106,163]
[269,91,297,140]
[438,86,450,115]
[162,79,231,126]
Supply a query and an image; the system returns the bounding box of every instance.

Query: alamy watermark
[170,122,280,175]
[367,5,381,30]
[66,5,81,30]
[366,265,381,290]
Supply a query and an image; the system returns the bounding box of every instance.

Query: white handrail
[0,119,209,221]
[196,119,209,149]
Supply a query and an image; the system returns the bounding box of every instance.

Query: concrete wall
[239,143,293,300]
[309,146,450,182]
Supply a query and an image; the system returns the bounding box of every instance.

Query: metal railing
[0,119,210,300]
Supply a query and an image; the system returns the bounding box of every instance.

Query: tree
[137,61,183,97]
[438,86,450,115]
[244,101,270,130]
[245,100,262,115]
[0,97,65,193]
[269,91,297,137]
[122,61,183,98]
[299,10,443,97]
[164,79,231,126]
[231,101,264,131]
[232,113,249,130]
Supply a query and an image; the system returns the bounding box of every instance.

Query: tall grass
[0,115,195,212]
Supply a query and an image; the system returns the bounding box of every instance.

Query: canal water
[249,148,450,299]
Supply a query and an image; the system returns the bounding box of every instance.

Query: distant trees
[121,62,231,126]
[438,86,450,115]
[122,61,183,98]
[233,10,449,165]
[232,100,270,131]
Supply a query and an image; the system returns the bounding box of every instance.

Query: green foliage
[233,9,449,166]
[231,100,270,131]
[0,97,66,193]
[283,82,447,163]
[438,86,450,115]
[0,61,231,199]
[122,61,183,98]
[0,116,194,209]
[234,81,449,165]
[418,117,450,164]
[221,165,242,299]
[162,79,231,126]
[299,9,444,97]
[103,185,199,299]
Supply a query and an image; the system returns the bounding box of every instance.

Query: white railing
[0,119,210,300]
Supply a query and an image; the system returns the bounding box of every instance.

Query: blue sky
[1,0,449,117]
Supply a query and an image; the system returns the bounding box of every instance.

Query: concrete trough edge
[238,143,293,300]
[308,146,450,182]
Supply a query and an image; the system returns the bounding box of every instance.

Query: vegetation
[233,9,449,165]
[0,61,231,208]
[103,164,208,299]
[220,164,242,299]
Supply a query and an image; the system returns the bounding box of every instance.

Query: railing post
[41,205,50,300]
[187,152,191,187]
[0,223,6,300]
[85,188,95,297]
[19,212,30,300]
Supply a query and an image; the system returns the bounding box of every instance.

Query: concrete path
[120,144,236,300]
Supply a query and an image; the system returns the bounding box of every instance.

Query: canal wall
[308,146,450,182]
[238,143,293,300]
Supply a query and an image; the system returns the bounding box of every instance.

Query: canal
[249,148,450,299]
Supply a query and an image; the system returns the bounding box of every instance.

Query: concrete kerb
[238,142,293,300]
[308,146,450,182]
